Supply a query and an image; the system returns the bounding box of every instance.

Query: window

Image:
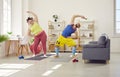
[3,0,11,34]
[115,0,120,34]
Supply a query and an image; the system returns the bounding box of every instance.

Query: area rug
[25,54,53,61]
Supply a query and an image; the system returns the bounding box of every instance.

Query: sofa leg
[83,59,88,63]
[106,60,109,64]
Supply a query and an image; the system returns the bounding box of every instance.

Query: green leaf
[0,35,9,43]
[7,32,12,35]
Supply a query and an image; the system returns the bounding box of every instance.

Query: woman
[26,11,47,57]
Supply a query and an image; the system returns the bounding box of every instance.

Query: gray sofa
[82,35,110,63]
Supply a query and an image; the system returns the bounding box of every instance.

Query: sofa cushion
[98,36,106,45]
[83,44,105,48]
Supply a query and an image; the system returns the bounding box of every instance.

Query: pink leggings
[33,31,47,55]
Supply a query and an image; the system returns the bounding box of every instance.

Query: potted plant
[0,35,9,43]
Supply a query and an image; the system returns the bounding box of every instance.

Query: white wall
[0,0,119,57]
[12,0,30,36]
[9,0,116,52]
[22,0,29,35]
[28,0,113,36]
[27,0,120,52]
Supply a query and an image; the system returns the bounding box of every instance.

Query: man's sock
[72,46,76,56]
[55,47,59,56]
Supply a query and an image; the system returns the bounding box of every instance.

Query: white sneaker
[32,54,35,57]
[43,54,47,57]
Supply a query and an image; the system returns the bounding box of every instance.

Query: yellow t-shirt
[30,22,43,35]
